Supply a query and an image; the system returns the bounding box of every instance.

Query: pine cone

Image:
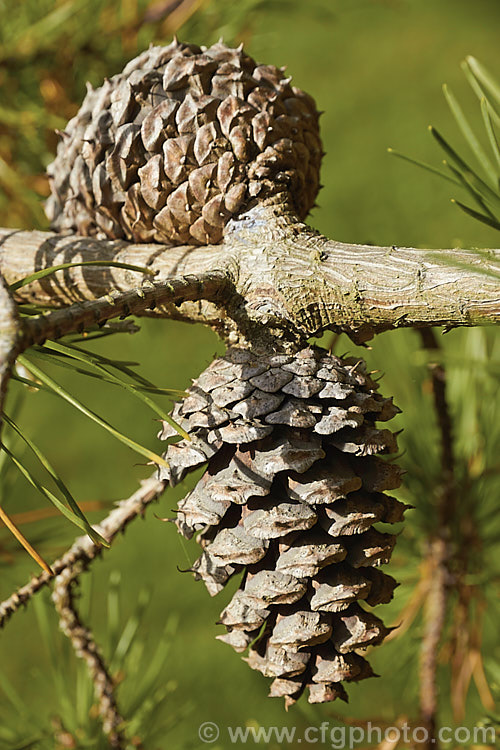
[46,40,322,245]
[158,346,407,706]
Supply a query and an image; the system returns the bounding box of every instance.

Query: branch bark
[417,329,456,749]
[0,273,22,424]
[1,202,499,346]
[52,567,128,748]
[19,270,231,350]
[0,475,165,629]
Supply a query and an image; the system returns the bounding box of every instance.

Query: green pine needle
[1,441,107,547]
[17,355,170,469]
[461,60,500,127]
[444,161,498,220]
[442,83,498,186]
[429,126,500,210]
[466,56,500,106]
[451,198,500,231]
[394,59,500,233]
[9,260,156,292]
[37,341,189,439]
[55,341,186,396]
[387,147,460,185]
[3,414,108,546]
[480,98,500,173]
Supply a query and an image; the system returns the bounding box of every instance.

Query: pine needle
[9,260,156,292]
[3,415,109,547]
[443,161,497,219]
[0,503,53,575]
[466,56,500,106]
[387,147,460,185]
[442,83,497,186]
[37,341,189,439]
[480,98,500,172]
[429,126,500,210]
[17,355,169,469]
[451,198,500,231]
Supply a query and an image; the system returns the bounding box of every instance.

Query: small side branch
[19,270,231,349]
[418,537,448,747]
[0,229,230,308]
[52,566,127,748]
[417,328,456,748]
[1,474,166,744]
[0,474,165,628]
[0,273,22,423]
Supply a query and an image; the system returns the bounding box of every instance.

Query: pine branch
[52,566,128,748]
[0,228,227,308]
[18,270,231,349]
[0,274,54,571]
[417,328,457,748]
[419,536,448,747]
[1,206,499,345]
[419,329,456,497]
[0,474,165,628]
[0,273,22,425]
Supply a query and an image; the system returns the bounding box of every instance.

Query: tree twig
[419,329,455,493]
[52,565,127,748]
[0,474,165,629]
[18,270,231,350]
[417,328,456,748]
[418,536,448,747]
[0,273,54,570]
[0,272,22,427]
[1,473,166,744]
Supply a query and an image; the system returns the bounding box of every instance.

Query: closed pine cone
[46,39,322,246]
[158,346,407,706]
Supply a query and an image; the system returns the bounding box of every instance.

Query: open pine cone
[158,346,407,706]
[46,39,322,245]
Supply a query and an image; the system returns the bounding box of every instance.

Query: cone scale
[159,346,406,705]
[46,40,322,245]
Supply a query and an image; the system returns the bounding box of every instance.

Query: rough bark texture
[52,568,128,748]
[0,475,165,629]
[1,203,498,349]
[19,271,231,350]
[0,273,23,429]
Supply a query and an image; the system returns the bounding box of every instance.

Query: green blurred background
[0,0,499,747]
